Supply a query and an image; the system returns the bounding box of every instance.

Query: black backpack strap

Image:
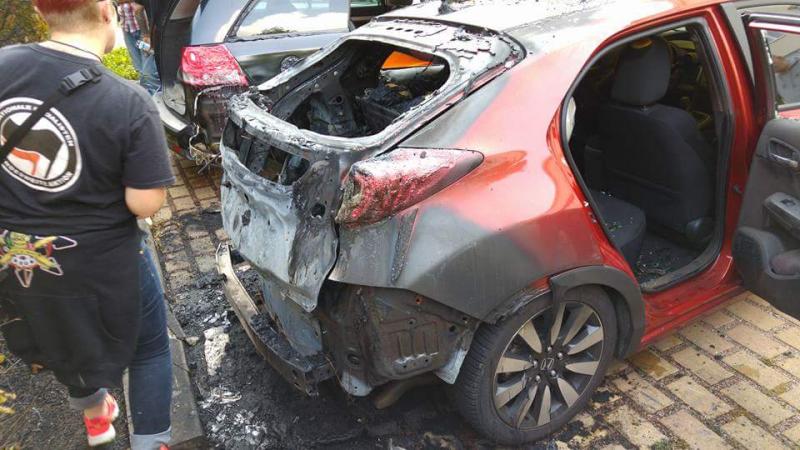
[0,66,102,164]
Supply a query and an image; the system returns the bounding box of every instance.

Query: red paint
[380,0,775,351]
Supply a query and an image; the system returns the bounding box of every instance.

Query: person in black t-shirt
[0,0,174,448]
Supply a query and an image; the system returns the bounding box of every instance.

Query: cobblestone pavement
[157,157,800,449]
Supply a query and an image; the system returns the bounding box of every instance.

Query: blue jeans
[122,30,144,75]
[68,240,172,449]
[139,51,162,96]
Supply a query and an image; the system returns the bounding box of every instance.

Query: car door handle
[768,139,800,171]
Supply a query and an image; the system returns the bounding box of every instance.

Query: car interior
[566,25,727,286]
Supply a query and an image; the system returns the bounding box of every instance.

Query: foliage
[103,47,139,80]
[0,0,49,46]
[0,354,13,416]
[0,387,14,415]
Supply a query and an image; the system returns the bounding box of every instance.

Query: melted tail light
[336,148,483,226]
[179,45,248,88]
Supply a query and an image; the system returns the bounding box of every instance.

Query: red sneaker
[83,394,120,447]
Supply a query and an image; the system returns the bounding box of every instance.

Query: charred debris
[224,20,523,185]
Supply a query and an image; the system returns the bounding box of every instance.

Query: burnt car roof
[382,0,724,48]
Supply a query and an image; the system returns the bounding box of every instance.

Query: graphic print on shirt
[0,97,82,192]
[0,230,77,288]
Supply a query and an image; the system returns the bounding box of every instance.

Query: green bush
[103,47,139,80]
[0,0,49,46]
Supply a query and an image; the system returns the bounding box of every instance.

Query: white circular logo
[0,97,82,192]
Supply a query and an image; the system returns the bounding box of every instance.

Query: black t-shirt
[0,44,175,237]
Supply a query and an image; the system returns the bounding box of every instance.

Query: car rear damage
[217,17,524,396]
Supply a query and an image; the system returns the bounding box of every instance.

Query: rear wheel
[453,286,617,445]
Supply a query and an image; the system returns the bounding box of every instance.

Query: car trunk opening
[221,20,524,311]
[283,42,449,138]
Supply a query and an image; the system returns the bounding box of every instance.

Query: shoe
[84,394,120,447]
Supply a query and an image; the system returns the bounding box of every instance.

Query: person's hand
[774,55,791,73]
[141,35,154,54]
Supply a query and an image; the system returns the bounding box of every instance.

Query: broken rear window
[239,21,524,139]
[281,41,450,138]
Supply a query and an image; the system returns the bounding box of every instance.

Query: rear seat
[590,190,646,267]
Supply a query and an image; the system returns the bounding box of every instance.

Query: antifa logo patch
[0,97,82,192]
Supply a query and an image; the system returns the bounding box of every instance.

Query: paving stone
[629,349,680,380]
[172,196,197,212]
[199,199,220,210]
[747,296,798,326]
[185,223,209,240]
[704,309,737,329]
[726,324,790,358]
[611,371,673,413]
[723,351,791,390]
[567,412,608,447]
[193,186,218,200]
[721,415,788,450]
[169,186,190,199]
[776,328,800,350]
[785,422,800,445]
[589,383,622,409]
[196,255,216,273]
[163,249,188,262]
[214,228,229,242]
[169,270,194,290]
[652,333,683,352]
[778,354,800,378]
[603,404,665,448]
[779,385,800,409]
[722,381,794,427]
[671,347,732,385]
[727,300,784,331]
[188,176,211,189]
[659,409,728,450]
[165,259,191,273]
[190,237,216,256]
[667,376,731,417]
[152,207,173,225]
[680,322,734,355]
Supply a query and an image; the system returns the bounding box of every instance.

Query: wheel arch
[549,265,645,358]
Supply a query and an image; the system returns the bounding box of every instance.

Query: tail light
[178,45,248,88]
[336,148,483,226]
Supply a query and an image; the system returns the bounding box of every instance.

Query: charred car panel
[222,19,524,312]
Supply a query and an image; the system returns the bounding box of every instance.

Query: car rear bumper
[216,244,334,395]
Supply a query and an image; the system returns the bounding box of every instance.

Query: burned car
[217,0,800,444]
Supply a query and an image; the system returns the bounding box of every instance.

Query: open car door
[733,12,800,319]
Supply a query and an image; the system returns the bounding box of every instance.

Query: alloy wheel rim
[493,301,604,430]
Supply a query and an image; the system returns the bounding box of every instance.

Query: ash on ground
[157,210,608,449]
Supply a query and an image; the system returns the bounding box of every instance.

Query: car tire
[453,286,617,445]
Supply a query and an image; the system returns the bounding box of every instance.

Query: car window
[236,0,349,38]
[742,5,800,109]
[350,0,381,7]
[763,29,800,108]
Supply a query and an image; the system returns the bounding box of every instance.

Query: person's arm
[123,96,175,218]
[125,187,166,218]
[133,2,151,40]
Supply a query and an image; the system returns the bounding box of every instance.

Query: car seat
[598,37,714,244]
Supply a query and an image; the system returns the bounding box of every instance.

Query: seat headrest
[610,37,671,106]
